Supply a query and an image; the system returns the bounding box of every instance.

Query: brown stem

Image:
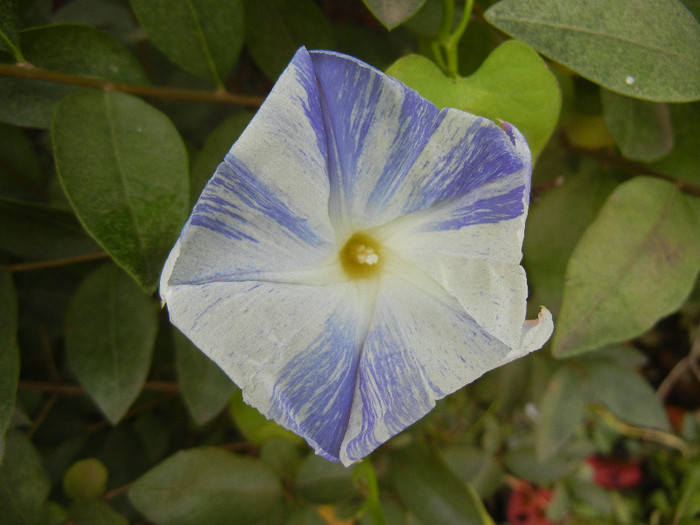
[7,251,109,272]
[0,62,265,107]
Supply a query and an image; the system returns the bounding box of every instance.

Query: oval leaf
[601,89,674,162]
[0,24,148,128]
[386,39,561,159]
[553,177,700,357]
[0,198,100,261]
[535,366,586,461]
[584,359,670,430]
[130,0,244,87]
[128,447,284,525]
[175,328,235,426]
[485,0,700,102]
[391,444,495,525]
[0,430,51,525]
[65,263,158,424]
[0,269,19,462]
[362,0,427,29]
[294,454,358,504]
[52,90,189,292]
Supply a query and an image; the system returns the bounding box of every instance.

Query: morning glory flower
[160,47,553,465]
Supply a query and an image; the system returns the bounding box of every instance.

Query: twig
[7,252,109,272]
[0,62,265,107]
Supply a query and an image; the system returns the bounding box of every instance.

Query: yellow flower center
[340,232,382,278]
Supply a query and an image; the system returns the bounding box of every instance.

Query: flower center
[340,232,383,278]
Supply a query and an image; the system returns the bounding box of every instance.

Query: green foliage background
[1,0,699,523]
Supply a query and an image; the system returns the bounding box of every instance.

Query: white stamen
[355,244,379,265]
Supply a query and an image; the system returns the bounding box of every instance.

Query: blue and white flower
[160,48,553,465]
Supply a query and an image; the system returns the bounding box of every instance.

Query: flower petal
[308,50,441,235]
[163,278,373,461]
[164,48,337,287]
[339,267,515,464]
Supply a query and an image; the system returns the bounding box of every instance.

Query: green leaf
[649,102,700,185]
[552,177,700,357]
[52,90,189,292]
[68,499,127,525]
[0,430,51,525]
[294,454,358,504]
[0,269,19,462]
[584,359,670,430]
[362,0,427,29]
[129,0,244,87]
[439,446,504,499]
[0,0,22,60]
[601,90,674,162]
[523,164,618,315]
[391,443,494,525]
[504,445,571,485]
[229,389,303,446]
[0,124,46,199]
[65,263,158,424]
[244,0,334,80]
[674,459,700,521]
[53,0,139,43]
[485,0,700,102]
[0,198,101,261]
[175,328,235,426]
[386,39,561,159]
[0,24,148,128]
[191,112,254,206]
[129,447,284,525]
[535,366,586,461]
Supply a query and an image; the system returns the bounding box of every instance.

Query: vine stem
[433,0,474,77]
[590,403,694,457]
[0,62,265,107]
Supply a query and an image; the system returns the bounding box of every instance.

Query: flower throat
[340,232,383,279]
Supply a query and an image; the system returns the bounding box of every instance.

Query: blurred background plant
[1,0,699,524]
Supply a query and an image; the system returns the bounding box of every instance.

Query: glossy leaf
[674,459,700,522]
[0,270,19,461]
[0,0,22,60]
[601,90,674,162]
[294,454,359,504]
[0,198,100,261]
[584,359,670,430]
[485,0,700,102]
[129,447,284,525]
[523,166,617,315]
[0,430,51,525]
[129,0,244,87]
[0,24,148,128]
[386,39,561,159]
[553,177,700,357]
[65,264,158,424]
[362,0,427,29]
[391,443,495,525]
[175,328,235,425]
[52,90,189,292]
[244,0,334,79]
[535,366,586,461]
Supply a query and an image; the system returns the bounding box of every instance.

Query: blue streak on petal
[406,121,524,213]
[365,92,442,214]
[269,310,360,459]
[189,157,326,248]
[424,185,527,231]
